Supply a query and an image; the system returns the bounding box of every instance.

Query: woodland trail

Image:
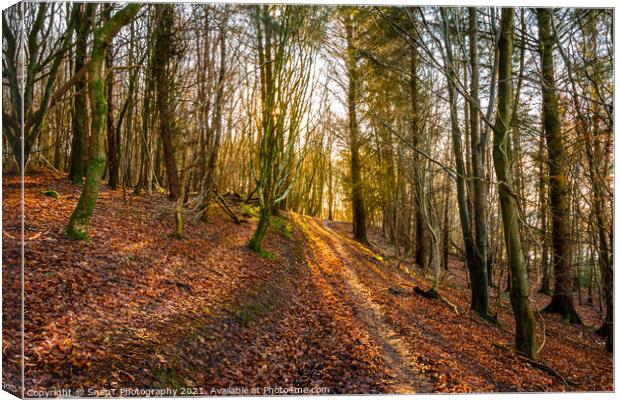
[298,216,433,394]
[4,172,612,394]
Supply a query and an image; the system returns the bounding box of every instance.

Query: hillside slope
[2,170,612,394]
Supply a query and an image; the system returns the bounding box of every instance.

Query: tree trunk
[344,15,368,244]
[200,11,228,220]
[410,44,427,269]
[493,8,537,359]
[538,136,552,295]
[442,175,451,271]
[249,206,271,252]
[441,8,486,315]
[134,15,154,195]
[67,4,142,239]
[153,4,180,201]
[536,8,581,324]
[467,7,489,315]
[328,137,334,221]
[104,4,119,189]
[68,5,92,184]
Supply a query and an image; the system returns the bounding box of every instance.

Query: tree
[66,3,143,239]
[343,11,368,244]
[440,8,488,316]
[536,8,581,324]
[153,4,180,201]
[467,7,490,316]
[409,31,428,270]
[104,4,120,189]
[68,3,94,184]
[248,5,321,252]
[2,3,78,170]
[199,8,229,220]
[492,7,537,359]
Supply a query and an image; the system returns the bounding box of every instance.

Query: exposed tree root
[542,298,583,325]
[492,342,575,388]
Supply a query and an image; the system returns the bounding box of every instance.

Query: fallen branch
[213,190,240,224]
[492,342,575,387]
[204,266,224,277]
[27,229,49,241]
[413,286,460,315]
[388,287,409,296]
[535,306,548,354]
[440,295,460,316]
[414,286,438,299]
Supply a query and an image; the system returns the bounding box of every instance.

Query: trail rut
[300,216,433,394]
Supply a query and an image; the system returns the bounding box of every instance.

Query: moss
[153,367,184,389]
[357,244,384,263]
[66,225,90,241]
[41,189,59,199]
[270,216,292,238]
[201,306,213,316]
[230,284,280,324]
[258,249,277,261]
[248,208,270,252]
[241,203,260,218]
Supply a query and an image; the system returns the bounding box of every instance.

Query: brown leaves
[3,170,612,394]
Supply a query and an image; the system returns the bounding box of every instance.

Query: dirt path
[299,216,433,394]
[8,171,611,394]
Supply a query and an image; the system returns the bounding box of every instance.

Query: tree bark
[441,8,486,315]
[153,4,180,201]
[467,7,490,315]
[409,45,427,269]
[200,10,228,220]
[67,3,143,239]
[493,7,537,359]
[344,14,368,244]
[69,3,93,184]
[104,4,119,189]
[536,8,581,324]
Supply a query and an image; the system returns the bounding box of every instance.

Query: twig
[214,189,240,224]
[27,229,49,240]
[388,287,409,296]
[440,295,460,316]
[413,286,460,315]
[535,305,548,354]
[492,342,575,387]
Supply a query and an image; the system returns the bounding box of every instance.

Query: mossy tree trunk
[248,5,318,252]
[536,8,581,324]
[467,7,490,316]
[69,3,94,184]
[153,4,180,201]
[67,3,143,240]
[248,5,276,252]
[493,8,537,360]
[249,206,271,252]
[104,4,119,189]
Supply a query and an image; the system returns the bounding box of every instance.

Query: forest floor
[2,169,613,395]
